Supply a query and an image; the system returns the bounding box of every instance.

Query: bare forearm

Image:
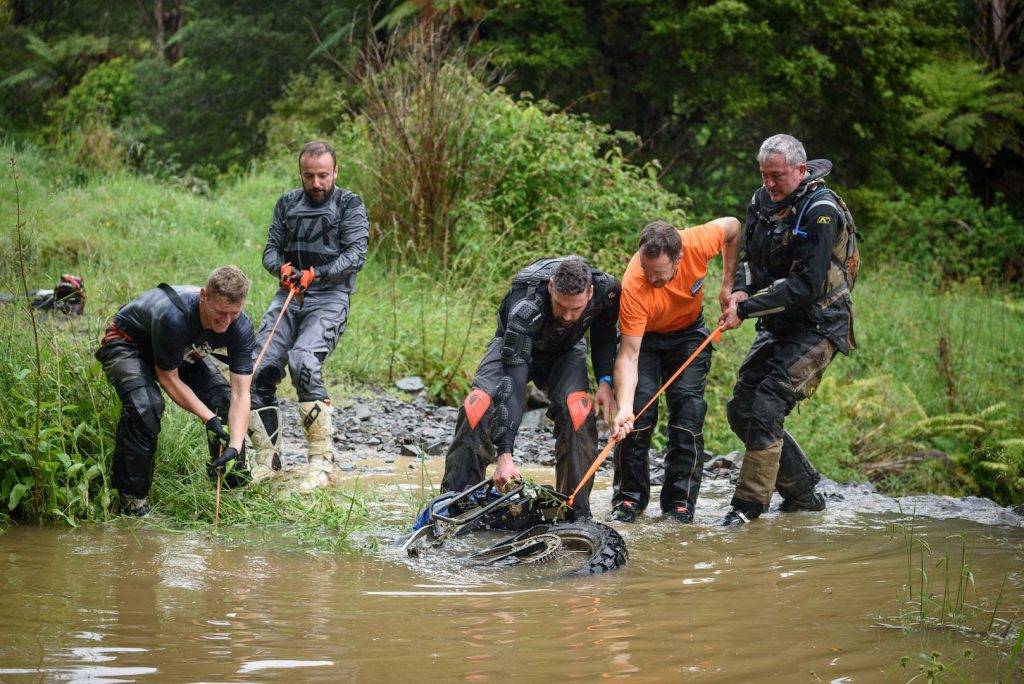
[226,376,251,450]
[613,347,639,414]
[156,369,213,422]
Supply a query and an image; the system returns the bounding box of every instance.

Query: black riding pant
[726,329,837,512]
[441,337,598,519]
[612,320,712,514]
[96,339,234,498]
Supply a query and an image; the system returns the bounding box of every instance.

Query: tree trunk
[136,0,187,63]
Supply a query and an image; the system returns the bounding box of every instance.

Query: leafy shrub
[351,19,501,269]
[0,303,117,524]
[260,66,351,160]
[348,18,690,275]
[459,93,690,272]
[849,184,1024,288]
[0,31,111,137]
[50,57,135,133]
[45,57,137,173]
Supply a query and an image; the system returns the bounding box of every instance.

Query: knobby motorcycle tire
[549,521,628,575]
[476,520,628,575]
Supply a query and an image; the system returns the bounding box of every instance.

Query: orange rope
[253,287,295,372]
[567,325,723,507]
[214,471,222,531]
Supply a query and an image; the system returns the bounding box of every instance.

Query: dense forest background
[1,0,1023,523]
[3,0,1024,245]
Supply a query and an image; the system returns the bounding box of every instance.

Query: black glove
[205,416,230,446]
[207,446,239,480]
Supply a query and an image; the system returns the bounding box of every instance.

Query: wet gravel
[274,386,1024,528]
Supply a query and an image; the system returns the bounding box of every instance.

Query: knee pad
[746,422,785,451]
[564,390,592,431]
[726,397,748,440]
[125,385,165,435]
[673,395,707,433]
[253,365,284,405]
[288,349,323,400]
[745,379,792,449]
[463,388,491,430]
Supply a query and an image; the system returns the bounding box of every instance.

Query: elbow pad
[746,278,789,318]
[491,375,518,452]
[501,298,544,366]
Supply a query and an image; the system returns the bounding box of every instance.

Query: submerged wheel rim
[470,533,563,566]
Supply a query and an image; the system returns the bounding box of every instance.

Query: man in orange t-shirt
[608,217,740,523]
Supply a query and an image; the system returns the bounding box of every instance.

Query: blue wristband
[598,375,612,387]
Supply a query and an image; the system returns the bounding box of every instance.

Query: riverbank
[271,385,1024,529]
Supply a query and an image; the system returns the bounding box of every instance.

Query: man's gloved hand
[207,446,239,481]
[293,267,315,294]
[280,262,301,289]
[205,416,230,446]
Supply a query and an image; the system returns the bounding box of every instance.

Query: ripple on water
[237,659,334,673]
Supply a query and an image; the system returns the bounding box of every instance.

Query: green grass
[3,141,1024,528]
[885,518,1024,683]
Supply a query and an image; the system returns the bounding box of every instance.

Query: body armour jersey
[733,159,855,353]
[495,258,621,378]
[262,186,369,293]
[112,286,255,374]
[488,258,621,455]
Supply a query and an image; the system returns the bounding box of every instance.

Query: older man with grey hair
[717,133,860,526]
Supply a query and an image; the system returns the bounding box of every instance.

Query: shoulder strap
[792,188,838,238]
[157,283,230,364]
[157,283,189,315]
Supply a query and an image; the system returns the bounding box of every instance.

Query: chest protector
[752,186,861,306]
[504,257,615,357]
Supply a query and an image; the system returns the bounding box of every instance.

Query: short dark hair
[299,140,337,168]
[552,256,592,295]
[206,265,250,304]
[638,220,682,261]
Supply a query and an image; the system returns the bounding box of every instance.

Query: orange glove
[279,263,299,289]
[295,267,316,294]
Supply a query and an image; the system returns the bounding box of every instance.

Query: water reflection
[0,478,1022,682]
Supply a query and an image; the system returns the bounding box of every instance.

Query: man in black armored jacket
[95,265,256,516]
[247,140,369,494]
[440,256,621,520]
[717,133,859,526]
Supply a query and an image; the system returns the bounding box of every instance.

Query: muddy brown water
[2,461,1023,683]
